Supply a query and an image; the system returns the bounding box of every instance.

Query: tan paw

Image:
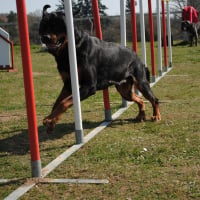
[151,115,161,121]
[43,118,56,134]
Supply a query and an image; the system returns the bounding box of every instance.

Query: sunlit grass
[0,42,200,199]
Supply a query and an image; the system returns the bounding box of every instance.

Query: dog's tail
[145,67,150,83]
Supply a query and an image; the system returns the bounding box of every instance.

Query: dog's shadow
[0,120,102,155]
[0,117,144,156]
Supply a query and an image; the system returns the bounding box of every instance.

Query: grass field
[0,42,200,199]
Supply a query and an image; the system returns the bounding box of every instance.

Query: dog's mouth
[41,34,66,50]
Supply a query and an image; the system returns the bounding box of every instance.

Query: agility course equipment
[15,0,42,178]
[167,0,172,67]
[0,27,16,72]
[64,0,84,144]
[120,0,128,107]
[3,0,173,199]
[92,0,113,119]
[156,0,163,76]
[162,0,168,72]
[139,0,147,66]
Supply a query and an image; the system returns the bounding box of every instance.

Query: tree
[171,0,200,15]
[56,0,77,12]
[6,11,18,43]
[187,0,200,12]
[56,0,108,17]
[126,0,137,14]
[28,13,41,44]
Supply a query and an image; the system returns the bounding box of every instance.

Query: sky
[0,0,157,15]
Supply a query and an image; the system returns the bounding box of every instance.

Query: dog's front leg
[43,85,96,133]
[51,85,71,112]
[43,94,73,134]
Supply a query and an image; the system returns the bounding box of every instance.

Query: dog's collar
[56,38,68,55]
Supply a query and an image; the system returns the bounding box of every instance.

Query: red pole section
[148,0,156,82]
[162,0,168,71]
[91,0,112,121]
[92,0,102,40]
[131,0,137,53]
[10,42,15,69]
[16,0,41,177]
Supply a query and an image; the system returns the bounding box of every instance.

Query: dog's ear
[43,4,51,18]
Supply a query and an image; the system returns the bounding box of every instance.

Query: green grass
[0,41,200,199]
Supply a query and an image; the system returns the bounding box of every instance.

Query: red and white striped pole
[16,0,41,177]
[148,0,156,82]
[91,0,112,121]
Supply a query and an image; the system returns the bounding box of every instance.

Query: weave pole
[148,0,156,82]
[162,0,168,71]
[156,0,163,76]
[16,0,41,177]
[130,0,137,53]
[63,0,84,144]
[120,0,128,107]
[166,0,172,68]
[91,0,112,121]
[139,0,147,66]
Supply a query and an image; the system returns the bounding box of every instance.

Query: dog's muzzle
[40,35,65,49]
[41,35,52,45]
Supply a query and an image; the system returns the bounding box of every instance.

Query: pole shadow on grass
[0,120,101,155]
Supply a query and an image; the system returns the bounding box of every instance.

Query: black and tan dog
[39,5,161,133]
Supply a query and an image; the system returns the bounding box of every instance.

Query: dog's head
[39,5,67,51]
[181,20,191,31]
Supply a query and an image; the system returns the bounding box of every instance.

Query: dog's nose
[41,35,51,44]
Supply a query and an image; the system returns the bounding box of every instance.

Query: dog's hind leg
[115,77,146,122]
[137,81,161,121]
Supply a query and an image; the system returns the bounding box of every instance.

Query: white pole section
[139,0,147,66]
[156,0,162,76]
[166,0,172,67]
[120,0,128,108]
[63,0,84,144]
[120,0,126,47]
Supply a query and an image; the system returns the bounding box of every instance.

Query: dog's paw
[135,111,146,122]
[151,115,161,122]
[43,118,56,134]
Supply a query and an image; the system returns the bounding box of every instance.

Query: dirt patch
[0,112,26,123]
